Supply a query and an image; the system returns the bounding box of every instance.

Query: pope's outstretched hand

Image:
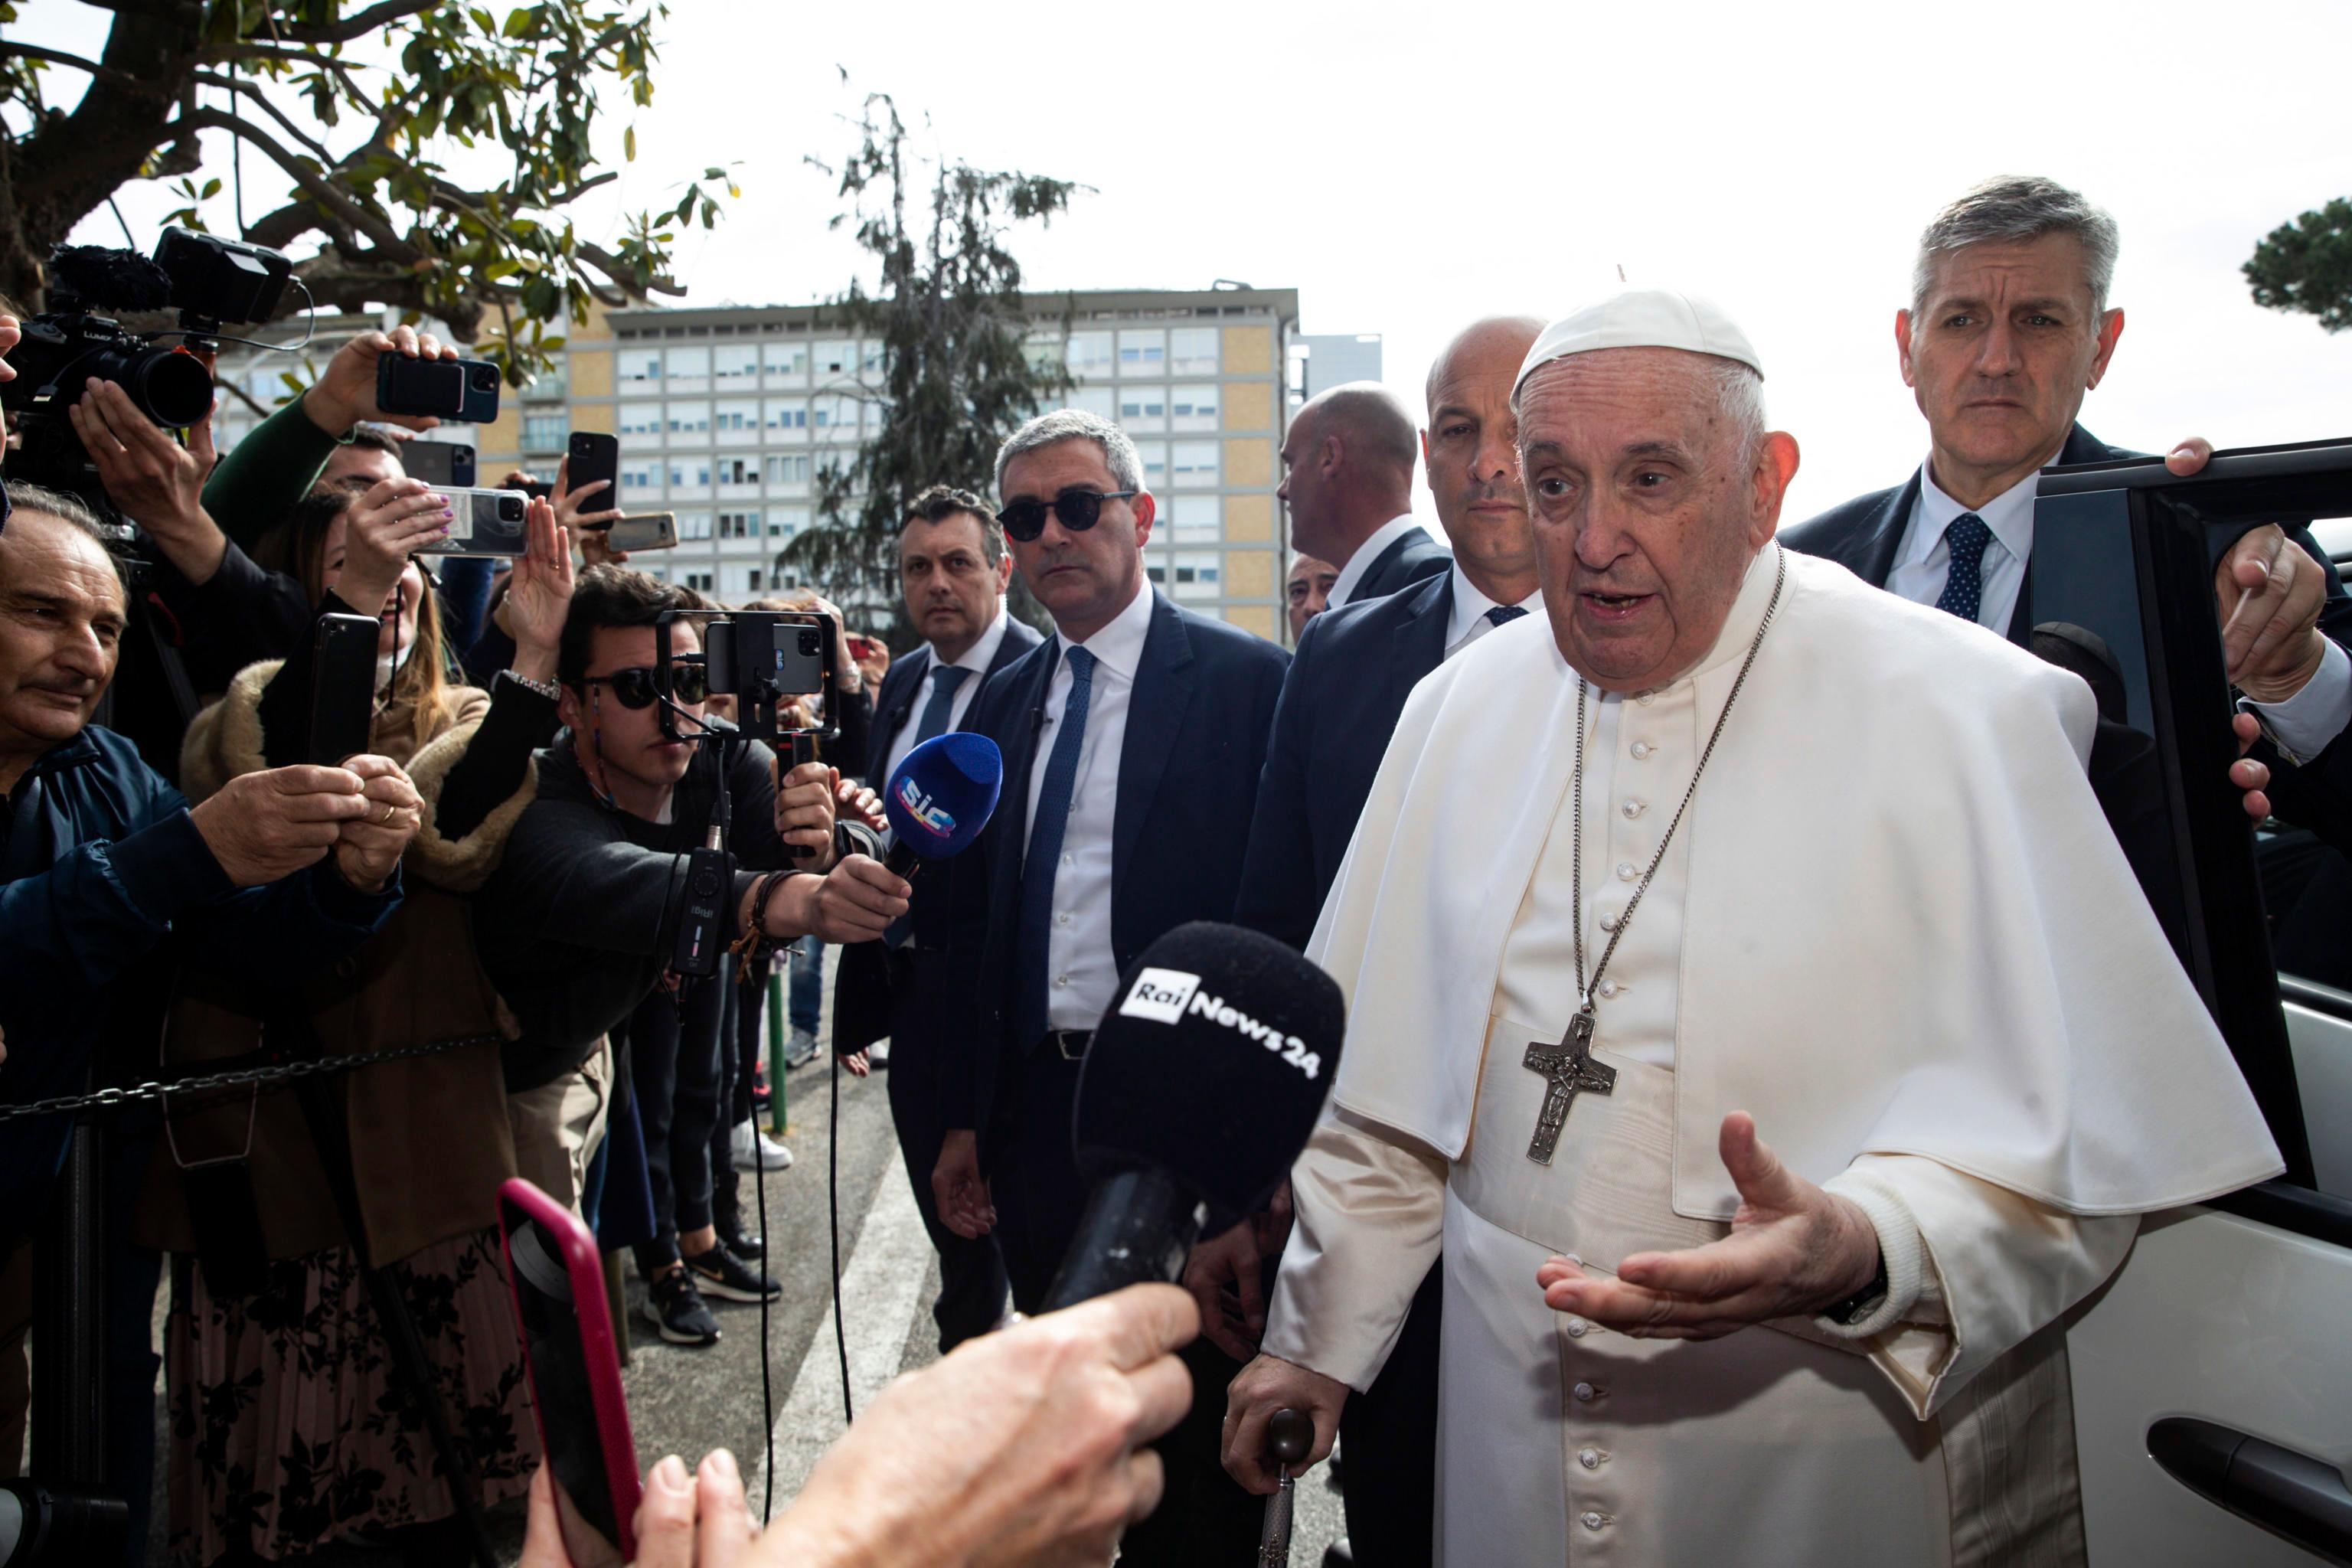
[1534,1112,1881,1339]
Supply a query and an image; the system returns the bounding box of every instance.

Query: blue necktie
[1934,513,1994,624]
[1485,603,1528,627]
[1012,646,1096,1048]
[913,662,972,745]
[883,663,975,949]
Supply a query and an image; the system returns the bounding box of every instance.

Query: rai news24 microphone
[881,731,1002,877]
[1044,923,1345,1311]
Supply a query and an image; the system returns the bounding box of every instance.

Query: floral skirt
[165,1228,539,1565]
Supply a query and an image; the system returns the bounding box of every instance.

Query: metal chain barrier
[0,1034,505,1123]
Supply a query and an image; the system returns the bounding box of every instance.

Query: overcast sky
[33,0,2352,524]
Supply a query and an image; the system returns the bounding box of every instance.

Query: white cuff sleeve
[2246,637,2352,761]
[1816,1165,1928,1341]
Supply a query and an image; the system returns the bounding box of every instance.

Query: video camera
[1,228,294,501]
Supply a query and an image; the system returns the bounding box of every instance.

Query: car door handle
[2148,1416,2352,1565]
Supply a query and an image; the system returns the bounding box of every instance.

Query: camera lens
[496,493,525,521]
[98,343,213,428]
[470,364,498,392]
[799,629,821,656]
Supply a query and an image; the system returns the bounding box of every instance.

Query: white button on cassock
[1598,910,1618,932]
[1615,862,1638,882]
[1581,1511,1607,1530]
[1573,1381,1597,1402]
[1630,740,1654,760]
[1622,799,1646,818]
[1566,1317,1589,1338]
[1635,689,1656,705]
[1597,981,1619,999]
[1579,1448,1602,1470]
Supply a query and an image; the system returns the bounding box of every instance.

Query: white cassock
[1261,541,2285,1566]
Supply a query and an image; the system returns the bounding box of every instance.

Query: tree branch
[276,0,439,45]
[190,71,341,168]
[3,41,145,92]
[177,106,410,253]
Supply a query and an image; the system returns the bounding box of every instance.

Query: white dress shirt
[1329,514,1431,606]
[880,605,1012,783]
[1022,582,1157,1031]
[1442,567,1545,660]
[1889,456,2351,757]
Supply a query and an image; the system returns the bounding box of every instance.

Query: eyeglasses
[583,662,709,709]
[996,488,1138,543]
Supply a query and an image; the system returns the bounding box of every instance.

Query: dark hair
[346,425,407,459]
[0,482,128,591]
[560,564,688,689]
[901,483,1004,564]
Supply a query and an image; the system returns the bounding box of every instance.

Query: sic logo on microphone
[893,774,957,841]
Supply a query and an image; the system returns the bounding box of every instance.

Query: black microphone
[1043,923,1345,1312]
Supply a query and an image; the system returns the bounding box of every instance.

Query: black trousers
[1339,1264,1443,1568]
[708,963,766,1237]
[991,1046,1260,1568]
[625,976,726,1273]
[880,949,1007,1351]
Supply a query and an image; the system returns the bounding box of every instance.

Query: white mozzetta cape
[1308,544,2284,1222]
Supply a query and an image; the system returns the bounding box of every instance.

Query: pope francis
[1220,290,2285,1566]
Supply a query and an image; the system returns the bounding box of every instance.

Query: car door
[2033,449,2352,1566]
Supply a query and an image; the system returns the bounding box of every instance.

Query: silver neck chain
[1572,547,1787,1008]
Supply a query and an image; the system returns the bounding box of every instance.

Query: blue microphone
[882,731,1002,876]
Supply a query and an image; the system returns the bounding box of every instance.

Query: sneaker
[784,1027,819,1069]
[685,1240,782,1304]
[730,1119,794,1172]
[642,1269,720,1347]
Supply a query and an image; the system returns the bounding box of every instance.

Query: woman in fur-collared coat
[144,479,578,1567]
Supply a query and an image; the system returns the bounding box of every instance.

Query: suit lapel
[1391,573,1452,712]
[1854,474,1920,588]
[1112,593,1194,900]
[867,652,927,779]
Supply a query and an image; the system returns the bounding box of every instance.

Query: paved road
[148,951,1349,1565]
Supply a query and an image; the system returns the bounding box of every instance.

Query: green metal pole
[766,965,789,1135]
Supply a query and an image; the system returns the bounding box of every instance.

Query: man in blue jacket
[0,482,414,1557]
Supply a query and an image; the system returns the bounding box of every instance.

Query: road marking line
[751,1160,933,1511]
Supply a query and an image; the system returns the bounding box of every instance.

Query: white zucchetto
[1514,288,1764,397]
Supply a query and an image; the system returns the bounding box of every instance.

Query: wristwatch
[1824,1250,1890,1327]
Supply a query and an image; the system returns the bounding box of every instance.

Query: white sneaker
[730,1119,794,1172]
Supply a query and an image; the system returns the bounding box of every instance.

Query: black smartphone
[309,612,381,766]
[375,353,501,423]
[403,439,477,488]
[567,431,619,505]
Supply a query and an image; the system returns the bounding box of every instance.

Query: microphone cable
[831,1029,851,1425]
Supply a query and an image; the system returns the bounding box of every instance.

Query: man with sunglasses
[475,567,909,1218]
[930,410,1289,1565]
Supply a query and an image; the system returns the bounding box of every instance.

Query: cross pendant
[1523,1007,1616,1165]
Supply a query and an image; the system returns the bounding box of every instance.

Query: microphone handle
[884,836,920,881]
[1042,1167,1206,1312]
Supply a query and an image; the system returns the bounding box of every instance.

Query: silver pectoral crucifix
[1523,1006,1616,1165]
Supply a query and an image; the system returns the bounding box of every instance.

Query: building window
[620,462,658,491]
[1170,327,1218,376]
[1070,386,1116,422]
[619,406,660,436]
[685,570,714,592]
[718,457,757,485]
[815,339,854,377]
[522,413,567,450]
[1065,332,1114,378]
[746,567,765,592]
[812,395,859,436]
[1166,494,1220,542]
[1145,560,1168,586]
[765,398,808,431]
[1132,440,1168,487]
[624,351,662,381]
[859,342,884,376]
[1173,550,1221,598]
[678,512,714,541]
[714,345,759,380]
[1170,385,1220,431]
[764,454,812,484]
[1117,329,1166,376]
[665,402,711,434]
[764,341,808,378]
[665,346,711,380]
[719,511,762,539]
[1171,441,1220,486]
[770,505,812,537]
[714,401,758,431]
[1119,391,1167,430]
[668,461,710,487]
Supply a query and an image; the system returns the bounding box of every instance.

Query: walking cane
[1256,1407,1314,1567]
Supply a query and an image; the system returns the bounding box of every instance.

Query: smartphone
[567,432,619,507]
[498,1179,640,1568]
[308,612,381,766]
[421,486,530,556]
[604,512,678,552]
[375,352,501,423]
[845,633,883,664]
[402,439,477,488]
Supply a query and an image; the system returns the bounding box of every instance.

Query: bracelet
[730,869,802,982]
[1823,1249,1890,1327]
[503,670,561,703]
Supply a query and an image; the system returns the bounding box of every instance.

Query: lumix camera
[2,228,294,501]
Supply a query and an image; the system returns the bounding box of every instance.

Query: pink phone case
[498,1177,642,1566]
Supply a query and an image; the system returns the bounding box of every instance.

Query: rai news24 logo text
[1119,968,1322,1081]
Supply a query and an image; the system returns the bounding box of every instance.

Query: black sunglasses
[997,487,1138,543]
[583,662,709,709]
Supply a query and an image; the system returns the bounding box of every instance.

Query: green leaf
[200,177,222,199]
[623,124,635,162]
[503,5,537,37]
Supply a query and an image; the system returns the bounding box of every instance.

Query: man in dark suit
[831,484,1040,1351]
[1280,381,1451,606]
[1202,315,1544,1568]
[932,409,1289,1566]
[1784,175,2350,750]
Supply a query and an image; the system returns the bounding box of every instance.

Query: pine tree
[2245,198,2352,334]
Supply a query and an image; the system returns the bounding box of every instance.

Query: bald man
[1279,381,1449,606]
[1212,317,1547,1568]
